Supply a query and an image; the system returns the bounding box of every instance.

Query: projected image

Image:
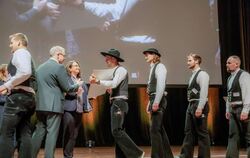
[0,0,221,85]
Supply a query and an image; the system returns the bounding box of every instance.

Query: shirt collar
[231,68,240,76]
[192,67,200,73]
[50,57,59,63]
[150,62,160,68]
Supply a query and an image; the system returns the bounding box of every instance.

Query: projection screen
[0,0,221,85]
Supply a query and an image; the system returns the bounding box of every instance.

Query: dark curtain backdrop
[53,0,250,147]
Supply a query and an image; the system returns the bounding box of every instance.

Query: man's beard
[188,64,195,70]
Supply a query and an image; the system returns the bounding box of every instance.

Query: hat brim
[100,52,124,62]
[143,51,161,57]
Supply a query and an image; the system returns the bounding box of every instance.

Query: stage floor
[15,146,248,158]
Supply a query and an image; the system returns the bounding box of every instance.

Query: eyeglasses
[58,53,66,57]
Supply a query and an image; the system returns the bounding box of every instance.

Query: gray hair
[49,46,65,56]
[228,55,241,66]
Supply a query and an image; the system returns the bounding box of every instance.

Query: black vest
[227,70,243,102]
[147,62,162,94]
[111,66,128,98]
[8,58,37,90]
[187,70,202,101]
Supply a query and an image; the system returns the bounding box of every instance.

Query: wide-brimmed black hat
[143,48,161,57]
[100,48,124,62]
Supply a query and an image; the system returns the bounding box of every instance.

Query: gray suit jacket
[36,59,79,113]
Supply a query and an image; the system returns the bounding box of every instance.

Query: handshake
[89,74,100,84]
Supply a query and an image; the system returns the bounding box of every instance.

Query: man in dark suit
[31,46,82,158]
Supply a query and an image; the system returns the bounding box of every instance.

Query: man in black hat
[89,48,144,158]
[143,48,174,158]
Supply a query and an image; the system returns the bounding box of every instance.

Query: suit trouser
[226,106,250,158]
[180,102,210,158]
[111,99,143,158]
[62,111,82,158]
[150,97,173,158]
[0,92,35,158]
[32,112,62,158]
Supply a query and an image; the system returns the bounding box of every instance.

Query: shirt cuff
[242,104,250,114]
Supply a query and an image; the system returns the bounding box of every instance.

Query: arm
[150,63,167,112]
[239,72,250,120]
[225,98,230,119]
[13,0,48,23]
[65,77,77,97]
[56,65,80,92]
[196,71,209,117]
[100,67,127,88]
[154,63,167,104]
[4,49,32,90]
[197,71,209,109]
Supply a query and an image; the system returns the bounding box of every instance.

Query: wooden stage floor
[16,146,248,158]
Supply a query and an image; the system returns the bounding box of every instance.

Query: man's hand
[89,74,99,84]
[195,107,203,118]
[152,103,159,112]
[106,88,112,94]
[46,2,61,19]
[225,112,230,120]
[77,80,83,86]
[240,112,249,121]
